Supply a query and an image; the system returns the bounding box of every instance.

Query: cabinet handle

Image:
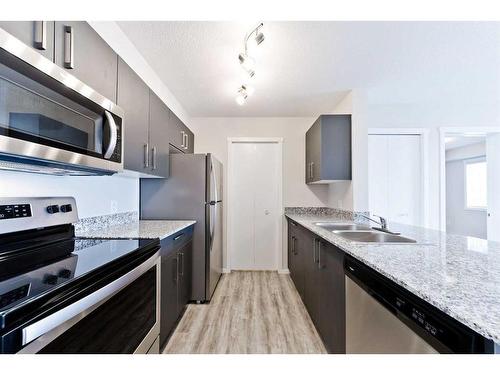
[151,146,157,170]
[310,162,314,180]
[34,21,47,50]
[173,233,185,241]
[143,144,149,168]
[312,239,316,263]
[180,131,186,148]
[317,241,322,269]
[291,236,295,254]
[63,25,74,69]
[185,133,189,150]
[178,253,184,276]
[173,257,178,283]
[294,237,298,255]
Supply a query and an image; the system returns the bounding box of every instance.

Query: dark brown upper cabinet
[54,21,118,102]
[0,21,55,61]
[305,114,352,184]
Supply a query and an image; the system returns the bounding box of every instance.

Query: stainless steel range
[0,197,160,354]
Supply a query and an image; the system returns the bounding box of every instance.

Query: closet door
[229,141,281,270]
[368,134,423,226]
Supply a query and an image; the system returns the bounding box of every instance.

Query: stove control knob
[58,269,71,278]
[60,204,73,213]
[46,205,60,214]
[43,274,58,285]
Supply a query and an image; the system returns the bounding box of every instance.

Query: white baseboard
[278,269,290,274]
[222,268,231,274]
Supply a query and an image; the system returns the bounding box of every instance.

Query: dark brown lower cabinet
[287,218,346,354]
[317,240,346,353]
[160,239,193,349]
[288,221,305,299]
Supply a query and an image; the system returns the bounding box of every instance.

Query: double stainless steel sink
[314,222,417,244]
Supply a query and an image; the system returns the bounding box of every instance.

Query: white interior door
[487,133,500,241]
[368,134,423,226]
[229,141,281,270]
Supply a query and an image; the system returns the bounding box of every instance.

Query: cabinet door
[160,252,179,348]
[168,110,185,151]
[0,21,55,61]
[318,241,346,353]
[177,241,193,312]
[55,21,118,102]
[117,58,150,173]
[305,118,321,183]
[288,222,306,300]
[287,222,299,289]
[149,91,170,178]
[302,230,321,326]
[183,127,195,154]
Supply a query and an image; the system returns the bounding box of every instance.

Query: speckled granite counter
[286,212,500,344]
[76,218,196,241]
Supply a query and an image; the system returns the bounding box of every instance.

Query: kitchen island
[286,208,500,349]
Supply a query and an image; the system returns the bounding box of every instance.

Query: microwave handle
[103,111,118,159]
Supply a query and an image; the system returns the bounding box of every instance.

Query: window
[465,158,487,210]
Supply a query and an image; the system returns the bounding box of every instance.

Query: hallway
[163,271,326,354]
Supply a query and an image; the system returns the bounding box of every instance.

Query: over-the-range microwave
[0,27,124,176]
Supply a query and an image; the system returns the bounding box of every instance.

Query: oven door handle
[103,111,118,159]
[20,250,160,348]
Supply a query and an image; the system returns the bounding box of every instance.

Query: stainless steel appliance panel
[141,153,223,302]
[207,201,223,299]
[17,252,160,354]
[0,28,123,175]
[141,153,208,301]
[345,276,438,354]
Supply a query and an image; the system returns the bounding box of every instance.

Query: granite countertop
[286,212,500,344]
[76,219,196,241]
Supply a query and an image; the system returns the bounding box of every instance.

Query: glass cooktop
[0,237,158,316]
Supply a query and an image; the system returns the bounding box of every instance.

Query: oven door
[0,29,123,175]
[15,251,160,354]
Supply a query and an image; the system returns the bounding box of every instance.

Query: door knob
[264,210,270,215]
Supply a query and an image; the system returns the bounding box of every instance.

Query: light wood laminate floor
[163,271,326,354]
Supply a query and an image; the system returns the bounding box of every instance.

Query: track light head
[254,30,265,46]
[235,86,248,105]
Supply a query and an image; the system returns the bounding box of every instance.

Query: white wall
[191,116,330,270]
[445,141,487,239]
[326,92,356,210]
[0,171,139,218]
[446,160,487,239]
[446,141,486,162]
[353,87,500,229]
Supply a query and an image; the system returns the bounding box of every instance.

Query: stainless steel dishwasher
[344,255,495,354]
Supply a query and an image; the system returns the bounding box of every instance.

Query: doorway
[227,138,283,271]
[367,129,429,227]
[440,128,500,241]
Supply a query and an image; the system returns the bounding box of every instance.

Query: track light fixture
[235,85,254,106]
[235,85,248,105]
[236,23,264,105]
[238,23,264,78]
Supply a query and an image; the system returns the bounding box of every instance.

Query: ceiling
[117,21,500,117]
[445,136,486,150]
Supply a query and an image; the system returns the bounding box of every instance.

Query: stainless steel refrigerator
[140,153,223,302]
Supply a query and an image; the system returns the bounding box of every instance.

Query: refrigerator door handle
[209,203,216,252]
[211,160,218,203]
